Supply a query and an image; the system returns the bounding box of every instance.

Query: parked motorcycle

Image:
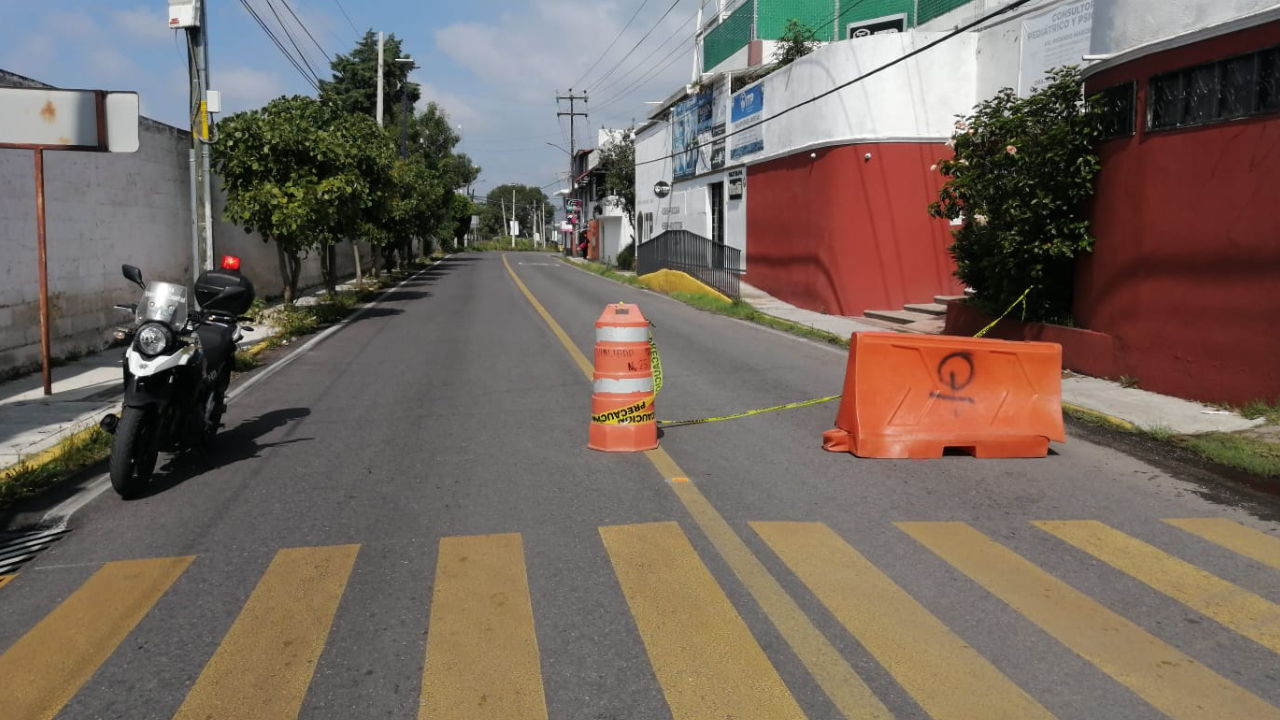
[101,256,256,498]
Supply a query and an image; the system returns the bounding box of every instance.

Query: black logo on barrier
[931,351,976,406]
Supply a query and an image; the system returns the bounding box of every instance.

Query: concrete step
[934,294,968,305]
[904,302,948,316]
[863,308,937,325]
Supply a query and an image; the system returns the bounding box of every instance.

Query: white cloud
[48,12,98,39]
[217,66,285,113]
[85,46,139,81]
[110,6,173,45]
[415,80,483,131]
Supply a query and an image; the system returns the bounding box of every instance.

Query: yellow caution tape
[592,395,656,425]
[973,287,1032,339]
[657,395,841,428]
[650,331,664,395]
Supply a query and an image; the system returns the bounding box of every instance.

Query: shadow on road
[138,407,312,498]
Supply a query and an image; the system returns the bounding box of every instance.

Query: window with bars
[1092,82,1136,140]
[1147,44,1280,132]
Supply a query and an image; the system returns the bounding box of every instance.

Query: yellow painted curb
[1062,402,1137,432]
[637,269,731,304]
[2,423,107,477]
[244,340,273,358]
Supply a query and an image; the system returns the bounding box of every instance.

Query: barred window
[1148,44,1280,132]
[1093,82,1136,140]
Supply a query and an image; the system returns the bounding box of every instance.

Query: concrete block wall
[0,69,372,375]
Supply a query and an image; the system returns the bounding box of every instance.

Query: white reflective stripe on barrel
[593,376,654,394]
[596,325,649,343]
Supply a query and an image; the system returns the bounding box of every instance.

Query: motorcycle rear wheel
[109,406,159,499]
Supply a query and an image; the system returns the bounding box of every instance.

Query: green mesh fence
[703,3,755,72]
[756,0,839,42]
[916,0,981,25]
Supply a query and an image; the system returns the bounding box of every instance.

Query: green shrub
[616,241,636,271]
[929,67,1103,323]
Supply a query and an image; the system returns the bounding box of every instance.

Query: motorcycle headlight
[135,322,172,356]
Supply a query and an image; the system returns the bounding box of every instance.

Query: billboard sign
[730,85,764,160]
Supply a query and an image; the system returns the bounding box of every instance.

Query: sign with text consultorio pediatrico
[730,85,764,161]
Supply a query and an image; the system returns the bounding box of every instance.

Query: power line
[587,0,684,93]
[636,0,1036,168]
[591,34,692,115]
[280,0,332,62]
[571,0,654,89]
[332,0,359,35]
[590,5,698,99]
[262,0,324,85]
[236,0,320,91]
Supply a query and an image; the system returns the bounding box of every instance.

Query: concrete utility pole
[178,0,216,279]
[376,32,385,127]
[556,89,588,254]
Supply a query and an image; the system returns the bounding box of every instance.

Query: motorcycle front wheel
[109,405,159,499]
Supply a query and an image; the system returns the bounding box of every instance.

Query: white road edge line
[38,258,448,528]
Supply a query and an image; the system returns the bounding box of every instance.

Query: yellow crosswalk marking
[418,533,548,720]
[1038,520,1280,654]
[753,522,1058,720]
[171,545,359,720]
[1165,518,1280,573]
[0,556,192,720]
[900,522,1280,720]
[601,522,807,720]
[0,574,14,591]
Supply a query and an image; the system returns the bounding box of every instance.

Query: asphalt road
[2,252,1279,720]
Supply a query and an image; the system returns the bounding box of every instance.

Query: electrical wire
[570,0,654,89]
[587,0,684,92]
[262,0,324,86]
[237,0,321,91]
[333,0,360,35]
[591,37,691,115]
[590,5,698,99]
[280,0,332,62]
[635,0,1037,168]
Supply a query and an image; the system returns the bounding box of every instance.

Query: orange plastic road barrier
[823,333,1065,459]
[589,303,658,452]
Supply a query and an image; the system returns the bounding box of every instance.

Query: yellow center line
[901,521,1280,720]
[171,545,360,720]
[1164,518,1280,573]
[502,254,892,720]
[0,556,193,720]
[0,573,15,592]
[1036,520,1280,655]
[419,533,549,720]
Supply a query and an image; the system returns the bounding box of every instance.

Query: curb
[1062,402,1137,432]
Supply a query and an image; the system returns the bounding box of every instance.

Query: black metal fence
[636,230,743,299]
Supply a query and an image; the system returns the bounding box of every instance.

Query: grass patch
[470,239,557,253]
[1181,433,1280,478]
[1238,398,1280,425]
[1,427,112,509]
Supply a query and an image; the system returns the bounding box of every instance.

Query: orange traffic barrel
[823,333,1065,458]
[589,303,658,452]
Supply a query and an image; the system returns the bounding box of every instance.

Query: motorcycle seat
[195,323,235,370]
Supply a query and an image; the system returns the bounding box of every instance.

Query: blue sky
[0,0,700,193]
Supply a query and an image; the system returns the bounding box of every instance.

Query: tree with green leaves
[929,67,1103,323]
[320,31,420,126]
[596,129,636,227]
[772,19,821,68]
[480,184,554,240]
[212,95,395,302]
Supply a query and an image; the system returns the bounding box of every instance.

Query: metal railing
[637,230,744,299]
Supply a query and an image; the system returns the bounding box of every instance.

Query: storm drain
[0,526,70,576]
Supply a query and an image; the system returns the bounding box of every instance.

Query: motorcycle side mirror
[122,264,145,289]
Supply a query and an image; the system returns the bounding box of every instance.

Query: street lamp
[394,57,416,158]
[545,141,569,155]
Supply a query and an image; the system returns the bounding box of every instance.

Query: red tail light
[221,255,242,271]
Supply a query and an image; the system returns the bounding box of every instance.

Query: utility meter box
[169,0,201,29]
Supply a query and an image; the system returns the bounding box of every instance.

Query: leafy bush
[616,241,636,271]
[929,67,1103,323]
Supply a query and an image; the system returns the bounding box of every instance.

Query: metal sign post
[0,87,139,395]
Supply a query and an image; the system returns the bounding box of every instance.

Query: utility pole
[178,0,215,280]
[512,187,517,247]
[557,89,588,255]
[376,32,385,127]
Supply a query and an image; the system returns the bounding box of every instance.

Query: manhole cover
[0,526,70,576]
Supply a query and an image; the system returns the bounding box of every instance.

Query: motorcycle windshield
[137,281,189,328]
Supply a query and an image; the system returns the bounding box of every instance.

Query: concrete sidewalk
[738,282,1264,436]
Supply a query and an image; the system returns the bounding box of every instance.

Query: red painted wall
[745,143,962,316]
[1078,20,1280,405]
